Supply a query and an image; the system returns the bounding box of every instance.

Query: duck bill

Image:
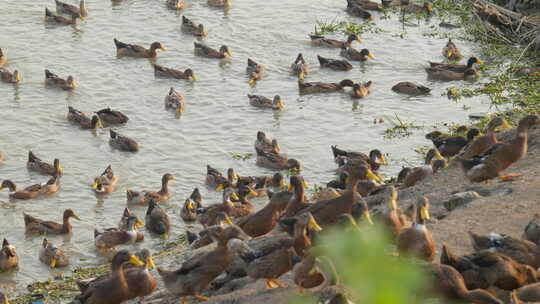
[215,184,225,191]
[97,119,104,129]
[147,256,156,269]
[366,169,382,182]
[302,180,308,189]
[368,52,375,60]
[15,73,22,83]
[186,200,194,210]
[223,215,234,225]
[129,255,145,266]
[248,187,258,197]
[420,206,430,220]
[434,150,444,160]
[135,219,145,228]
[230,192,239,201]
[298,71,305,80]
[308,217,323,232]
[160,233,169,240]
[287,184,294,191]
[71,81,78,88]
[248,78,256,86]
[363,211,374,225]
[388,198,398,210]
[50,258,57,268]
[279,179,286,187]
[176,1,182,9]
[73,215,81,221]
[91,181,99,190]
[426,5,433,13]
[377,155,388,165]
[501,120,511,129]
[357,38,364,43]
[189,74,197,81]
[275,101,285,110]
[446,50,453,58]
[160,46,167,51]
[176,106,183,114]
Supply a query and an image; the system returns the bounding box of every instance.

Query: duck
[350,200,375,226]
[187,212,234,249]
[76,249,156,302]
[397,197,435,262]
[429,263,504,304]
[309,34,362,48]
[298,78,355,94]
[241,237,301,289]
[340,46,374,62]
[113,38,165,58]
[0,179,44,200]
[442,38,463,59]
[95,108,129,126]
[391,82,431,95]
[194,42,231,59]
[45,69,77,90]
[164,87,185,114]
[95,216,144,249]
[145,200,171,239]
[208,0,232,8]
[440,244,539,290]
[158,225,250,302]
[109,129,139,152]
[317,55,353,71]
[251,172,287,192]
[426,128,481,158]
[254,131,279,154]
[45,8,79,25]
[153,64,196,81]
[230,184,256,215]
[181,198,198,222]
[0,48,6,67]
[426,67,479,81]
[98,165,118,186]
[73,250,144,304]
[205,165,228,189]
[378,186,409,239]
[255,148,302,171]
[197,187,241,226]
[524,214,540,246]
[247,58,264,86]
[0,68,21,84]
[39,175,61,195]
[346,0,373,19]
[429,57,484,73]
[39,238,69,268]
[92,176,114,194]
[460,117,510,159]
[469,231,540,268]
[117,207,135,230]
[279,212,323,257]
[293,255,325,293]
[23,209,80,235]
[68,106,104,130]
[181,16,207,37]
[401,0,433,14]
[350,81,372,99]
[55,0,87,17]
[167,0,185,9]
[236,189,292,237]
[0,239,18,272]
[291,53,308,79]
[126,173,175,204]
[331,146,387,172]
[248,94,284,110]
[282,175,309,218]
[27,151,62,176]
[457,115,540,182]
[300,162,379,226]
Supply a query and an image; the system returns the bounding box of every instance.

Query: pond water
[0,0,491,295]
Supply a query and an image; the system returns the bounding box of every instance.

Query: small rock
[443,191,481,211]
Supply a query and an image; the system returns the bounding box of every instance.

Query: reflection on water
[0,0,490,294]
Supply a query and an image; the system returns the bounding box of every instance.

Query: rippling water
[0,0,491,294]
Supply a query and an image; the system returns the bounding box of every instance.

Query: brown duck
[40,238,69,268]
[145,200,171,239]
[429,263,504,303]
[113,39,166,58]
[458,114,540,182]
[94,216,144,249]
[109,130,139,152]
[0,179,43,200]
[24,209,80,235]
[68,106,104,130]
[460,117,510,159]
[126,173,175,204]
[27,151,62,176]
[0,239,18,272]
[45,69,76,90]
[397,197,435,262]
[299,162,379,226]
[279,212,323,257]
[153,64,196,81]
[73,250,144,304]
[469,231,540,268]
[158,225,250,303]
[282,175,309,218]
[401,149,447,189]
[524,214,540,246]
[441,244,539,290]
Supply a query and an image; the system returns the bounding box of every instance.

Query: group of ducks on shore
[2,0,540,304]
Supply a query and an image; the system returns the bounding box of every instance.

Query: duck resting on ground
[460,117,510,159]
[457,114,540,182]
[397,197,435,262]
[401,149,447,188]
